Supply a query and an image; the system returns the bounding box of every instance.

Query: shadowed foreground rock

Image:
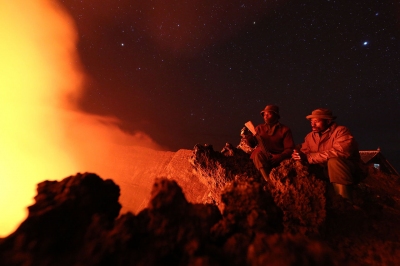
[1,144,400,265]
[0,172,341,266]
[268,159,326,236]
[0,173,121,265]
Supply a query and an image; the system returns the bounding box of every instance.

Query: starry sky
[59,0,400,171]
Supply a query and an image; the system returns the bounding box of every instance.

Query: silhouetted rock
[79,178,223,265]
[268,159,326,236]
[1,145,400,265]
[0,173,121,266]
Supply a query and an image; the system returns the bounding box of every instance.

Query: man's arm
[272,128,295,164]
[282,128,295,157]
[245,121,272,159]
[292,137,310,162]
[305,127,356,164]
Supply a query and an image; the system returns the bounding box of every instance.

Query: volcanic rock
[267,159,326,236]
[1,144,400,265]
[0,173,121,265]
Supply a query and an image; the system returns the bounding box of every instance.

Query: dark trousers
[311,157,359,185]
[252,149,274,171]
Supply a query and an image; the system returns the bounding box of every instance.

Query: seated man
[247,105,295,182]
[292,108,365,201]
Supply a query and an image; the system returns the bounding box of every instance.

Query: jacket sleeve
[306,127,356,164]
[280,128,295,160]
[299,134,311,155]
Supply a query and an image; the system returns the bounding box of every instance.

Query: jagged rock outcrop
[0,172,341,265]
[247,233,339,265]
[1,144,400,265]
[189,144,400,265]
[267,159,326,236]
[191,144,327,236]
[0,173,121,266]
[189,143,259,207]
[79,177,224,265]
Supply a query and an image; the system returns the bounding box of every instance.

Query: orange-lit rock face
[0,0,161,237]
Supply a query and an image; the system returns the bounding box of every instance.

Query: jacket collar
[314,122,337,139]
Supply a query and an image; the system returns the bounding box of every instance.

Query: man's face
[263,111,278,124]
[310,118,330,133]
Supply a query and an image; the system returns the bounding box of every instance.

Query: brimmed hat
[306,108,337,120]
[260,105,280,118]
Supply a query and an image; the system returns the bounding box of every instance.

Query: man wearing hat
[292,108,364,201]
[249,105,295,182]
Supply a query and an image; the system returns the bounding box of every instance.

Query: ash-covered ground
[1,144,400,265]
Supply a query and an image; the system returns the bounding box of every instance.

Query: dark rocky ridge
[1,144,400,265]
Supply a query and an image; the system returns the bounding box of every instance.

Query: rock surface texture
[1,144,400,265]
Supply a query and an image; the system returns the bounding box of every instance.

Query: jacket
[300,122,361,164]
[250,122,295,162]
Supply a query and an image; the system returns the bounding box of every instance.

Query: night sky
[59,0,400,171]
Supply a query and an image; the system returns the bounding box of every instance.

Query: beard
[312,121,331,132]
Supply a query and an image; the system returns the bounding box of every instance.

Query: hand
[292,149,306,161]
[240,127,252,137]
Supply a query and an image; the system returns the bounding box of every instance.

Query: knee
[252,149,263,161]
[328,157,341,165]
[327,157,348,169]
[252,150,270,170]
[327,157,354,185]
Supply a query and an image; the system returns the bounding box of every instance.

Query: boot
[332,183,353,201]
[259,168,270,183]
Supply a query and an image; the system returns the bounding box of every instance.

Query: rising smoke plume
[0,0,160,237]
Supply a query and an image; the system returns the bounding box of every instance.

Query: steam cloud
[0,0,160,236]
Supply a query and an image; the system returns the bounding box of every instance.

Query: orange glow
[0,0,160,237]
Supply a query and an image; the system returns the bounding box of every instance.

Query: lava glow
[0,0,159,237]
